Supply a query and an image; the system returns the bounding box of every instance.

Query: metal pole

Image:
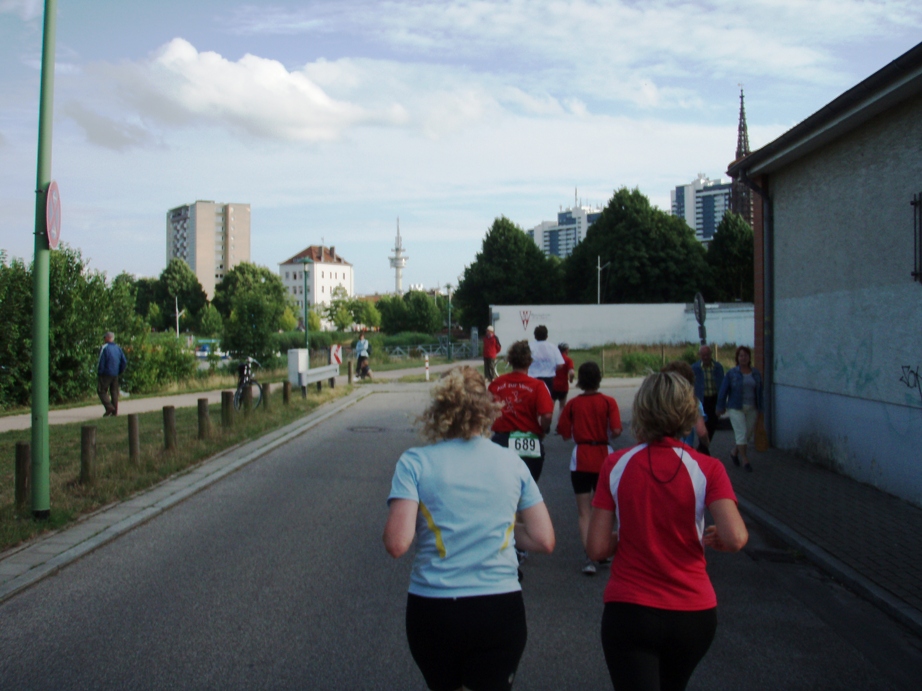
[597,256,600,304]
[446,285,452,361]
[30,0,58,519]
[302,260,309,349]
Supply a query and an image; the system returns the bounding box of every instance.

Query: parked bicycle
[234,357,263,411]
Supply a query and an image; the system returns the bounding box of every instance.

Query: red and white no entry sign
[45,180,61,250]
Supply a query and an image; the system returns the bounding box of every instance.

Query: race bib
[509,431,541,458]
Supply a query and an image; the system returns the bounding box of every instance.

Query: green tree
[279,306,298,332]
[404,290,442,333]
[212,262,287,320]
[198,303,224,337]
[221,289,285,362]
[454,217,562,332]
[563,187,709,303]
[307,306,322,332]
[351,299,382,330]
[377,294,409,333]
[324,286,354,331]
[159,258,207,331]
[706,212,754,302]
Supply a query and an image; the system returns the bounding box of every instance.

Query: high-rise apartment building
[166,201,251,298]
[527,203,602,258]
[670,174,731,242]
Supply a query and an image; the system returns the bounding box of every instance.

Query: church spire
[730,87,753,225]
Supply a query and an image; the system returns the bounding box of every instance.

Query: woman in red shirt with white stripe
[587,372,748,691]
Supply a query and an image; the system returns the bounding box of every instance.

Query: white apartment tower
[670,174,732,243]
[527,197,603,258]
[166,201,251,298]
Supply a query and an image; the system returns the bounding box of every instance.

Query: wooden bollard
[222,391,234,428]
[163,406,177,450]
[128,414,140,466]
[262,383,271,412]
[329,375,335,389]
[243,385,253,416]
[316,380,322,393]
[81,426,96,484]
[198,398,210,439]
[348,360,353,384]
[283,381,291,405]
[15,441,30,512]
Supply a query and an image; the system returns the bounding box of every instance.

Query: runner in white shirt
[528,325,565,394]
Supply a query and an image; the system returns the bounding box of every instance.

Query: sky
[1,1,920,295]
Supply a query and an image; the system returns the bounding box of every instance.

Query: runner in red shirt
[551,343,575,419]
[556,361,622,575]
[482,326,501,382]
[489,340,553,483]
[587,372,748,691]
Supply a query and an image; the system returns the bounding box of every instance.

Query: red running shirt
[483,333,501,359]
[489,372,554,437]
[556,393,622,473]
[552,355,575,393]
[592,439,737,611]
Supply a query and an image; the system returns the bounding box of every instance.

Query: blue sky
[1,0,920,294]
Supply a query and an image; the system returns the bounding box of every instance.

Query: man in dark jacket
[97,331,128,416]
[692,345,724,442]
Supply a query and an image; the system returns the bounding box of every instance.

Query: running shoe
[582,558,597,576]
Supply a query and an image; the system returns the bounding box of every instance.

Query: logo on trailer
[330,344,343,365]
[520,310,531,330]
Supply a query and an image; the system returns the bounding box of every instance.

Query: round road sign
[45,180,61,250]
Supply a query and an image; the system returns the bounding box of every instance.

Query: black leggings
[406,592,527,691]
[601,602,717,691]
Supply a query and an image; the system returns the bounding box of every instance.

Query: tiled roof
[280,245,352,266]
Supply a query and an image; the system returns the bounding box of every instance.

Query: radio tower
[730,86,753,225]
[389,218,409,294]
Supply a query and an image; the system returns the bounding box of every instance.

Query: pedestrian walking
[692,345,724,443]
[97,331,127,417]
[588,372,748,691]
[527,325,564,394]
[489,341,554,483]
[551,342,575,419]
[384,366,555,691]
[663,361,710,454]
[483,325,501,382]
[716,346,763,472]
[556,361,622,575]
[354,331,372,380]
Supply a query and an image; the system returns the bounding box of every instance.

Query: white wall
[489,304,753,352]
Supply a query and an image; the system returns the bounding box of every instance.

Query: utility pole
[30,0,58,519]
[597,256,611,304]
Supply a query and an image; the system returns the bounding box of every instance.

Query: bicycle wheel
[250,381,263,409]
[233,386,244,411]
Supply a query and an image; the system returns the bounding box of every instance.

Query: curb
[737,495,922,638]
[0,387,374,604]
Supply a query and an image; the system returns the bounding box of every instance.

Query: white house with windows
[279,246,354,329]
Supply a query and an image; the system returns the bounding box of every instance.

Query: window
[322,271,325,278]
[914,192,922,282]
[285,272,289,280]
[322,285,325,293]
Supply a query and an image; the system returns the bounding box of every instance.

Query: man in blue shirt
[97,331,128,416]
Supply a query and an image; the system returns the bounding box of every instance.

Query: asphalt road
[2,383,921,689]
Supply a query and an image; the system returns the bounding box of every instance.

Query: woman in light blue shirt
[384,366,555,691]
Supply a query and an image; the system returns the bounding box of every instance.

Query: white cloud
[87,39,407,144]
[0,0,42,21]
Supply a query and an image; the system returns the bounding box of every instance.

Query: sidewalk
[708,430,922,636]
[0,359,482,434]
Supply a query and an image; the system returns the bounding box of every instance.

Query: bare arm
[586,507,619,562]
[538,413,552,435]
[383,499,418,558]
[514,502,555,553]
[695,415,710,449]
[703,498,748,552]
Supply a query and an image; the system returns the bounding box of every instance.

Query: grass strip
[0,384,350,552]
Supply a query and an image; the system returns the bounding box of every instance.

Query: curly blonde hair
[631,372,698,443]
[418,366,503,442]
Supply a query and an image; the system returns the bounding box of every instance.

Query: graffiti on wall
[898,365,922,405]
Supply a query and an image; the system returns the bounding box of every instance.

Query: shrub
[680,344,699,365]
[621,351,663,375]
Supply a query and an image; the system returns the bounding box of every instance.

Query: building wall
[769,92,922,505]
[279,258,354,330]
[489,303,753,352]
[166,201,251,299]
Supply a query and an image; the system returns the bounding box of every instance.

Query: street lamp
[298,257,312,350]
[597,255,611,304]
[445,283,453,361]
